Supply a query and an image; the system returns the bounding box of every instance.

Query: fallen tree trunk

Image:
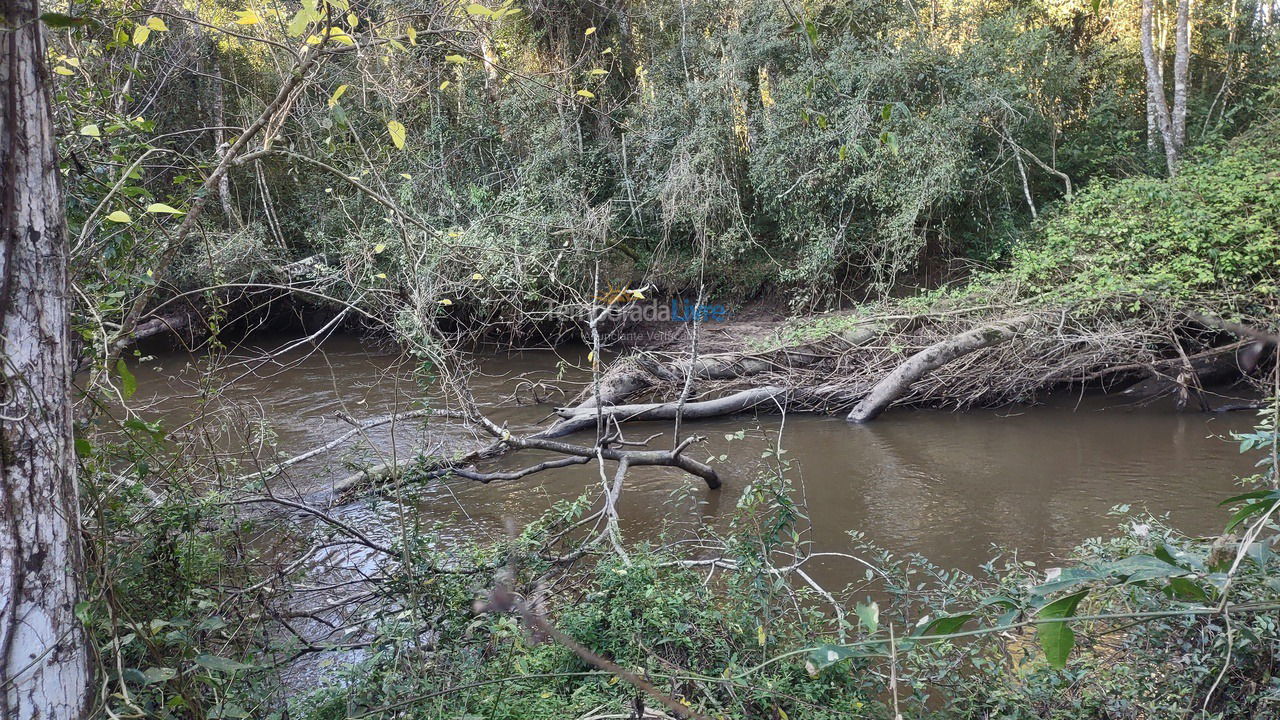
[846,315,1039,423]
[1119,342,1251,401]
[545,386,794,438]
[544,348,832,436]
[330,408,724,497]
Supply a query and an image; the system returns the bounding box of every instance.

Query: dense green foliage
[1011,121,1280,304]
[52,0,1280,336]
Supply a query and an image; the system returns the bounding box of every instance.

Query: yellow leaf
[234,10,262,24]
[539,692,551,699]
[602,47,612,54]
[105,210,132,223]
[444,54,467,64]
[465,3,492,16]
[588,68,608,75]
[576,89,595,99]
[471,273,484,280]
[386,120,406,150]
[375,272,387,279]
[373,243,386,253]
[145,202,184,214]
[132,25,150,46]
[329,84,349,107]
[54,66,74,75]
[438,298,453,305]
[778,709,789,720]
[757,625,767,646]
[79,124,99,137]
[146,16,167,31]
[608,675,619,685]
[399,173,413,180]
[406,25,418,44]
[584,26,595,35]
[439,80,451,90]
[587,350,596,362]
[64,57,81,67]
[346,12,358,27]
[146,269,153,278]
[631,290,645,300]
[287,7,318,36]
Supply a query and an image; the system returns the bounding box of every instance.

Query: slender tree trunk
[1142,0,1179,174]
[0,2,93,719]
[211,55,239,229]
[1171,0,1191,157]
[1146,95,1158,151]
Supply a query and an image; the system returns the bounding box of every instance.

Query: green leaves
[854,601,878,634]
[116,359,137,399]
[915,613,975,639]
[804,643,882,674]
[287,6,322,36]
[40,12,93,28]
[194,654,253,673]
[1035,590,1087,669]
[879,131,899,156]
[1221,489,1280,532]
[141,667,177,684]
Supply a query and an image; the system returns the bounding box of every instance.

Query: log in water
[131,334,1257,586]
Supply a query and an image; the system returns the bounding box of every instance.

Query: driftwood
[543,348,831,436]
[847,315,1039,423]
[329,406,722,497]
[546,387,794,438]
[320,307,1275,499]
[109,309,203,352]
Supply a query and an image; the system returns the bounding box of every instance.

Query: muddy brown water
[132,334,1260,585]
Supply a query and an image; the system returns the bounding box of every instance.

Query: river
[131,334,1259,585]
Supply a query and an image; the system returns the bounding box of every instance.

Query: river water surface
[133,335,1260,583]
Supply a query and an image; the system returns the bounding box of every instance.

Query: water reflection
[132,335,1257,584]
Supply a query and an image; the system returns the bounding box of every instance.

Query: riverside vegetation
[2,0,1280,718]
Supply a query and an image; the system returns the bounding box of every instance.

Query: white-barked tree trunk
[1,1,93,717]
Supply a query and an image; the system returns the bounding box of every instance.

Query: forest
[2,0,1280,717]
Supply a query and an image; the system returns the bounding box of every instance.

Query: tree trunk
[1142,0,1178,174]
[211,55,239,229]
[547,386,793,438]
[846,316,1038,423]
[0,2,93,718]
[1171,0,1191,159]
